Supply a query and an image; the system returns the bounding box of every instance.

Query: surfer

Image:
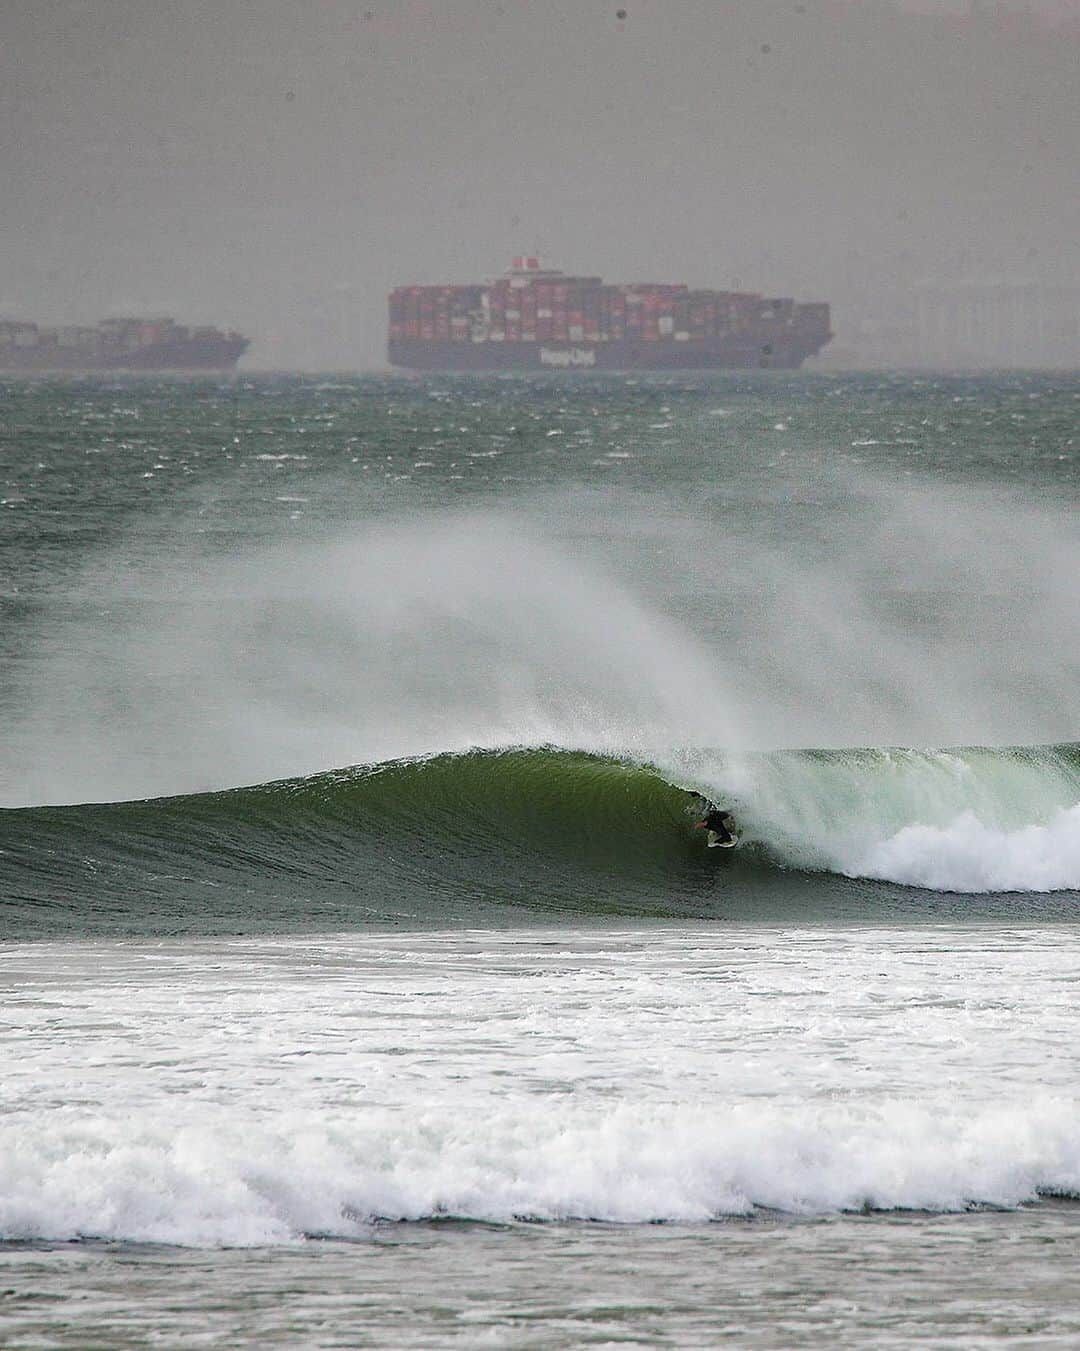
[688,793,739,848]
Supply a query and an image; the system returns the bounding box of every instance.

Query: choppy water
[1,371,1078,1346]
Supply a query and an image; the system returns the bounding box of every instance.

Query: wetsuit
[702,809,736,845]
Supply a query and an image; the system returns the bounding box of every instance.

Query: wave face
[3,741,1079,938]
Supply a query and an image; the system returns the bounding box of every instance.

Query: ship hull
[389,333,829,372]
[0,338,249,374]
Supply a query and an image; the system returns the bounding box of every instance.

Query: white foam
[2,1097,1078,1246]
[3,927,1080,1247]
[852,804,1080,893]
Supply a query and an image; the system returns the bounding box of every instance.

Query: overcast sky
[2,0,1077,366]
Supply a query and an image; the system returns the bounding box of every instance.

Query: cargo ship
[0,317,249,373]
[389,258,831,371]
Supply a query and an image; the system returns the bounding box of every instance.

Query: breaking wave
[696,740,1080,894]
[2,1097,1078,1245]
[2,741,1078,939]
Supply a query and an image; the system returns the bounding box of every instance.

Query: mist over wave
[5,511,738,807]
[5,471,1078,813]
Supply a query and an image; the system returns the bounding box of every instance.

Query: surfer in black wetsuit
[701,808,737,845]
[688,793,738,846]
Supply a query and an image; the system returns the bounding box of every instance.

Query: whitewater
[4,927,1080,1245]
[2,370,1079,1347]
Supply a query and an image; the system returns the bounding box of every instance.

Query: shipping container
[386,259,831,371]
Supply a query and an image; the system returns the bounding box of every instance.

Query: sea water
[1,371,1078,1346]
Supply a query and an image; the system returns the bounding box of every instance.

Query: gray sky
[3,0,1077,366]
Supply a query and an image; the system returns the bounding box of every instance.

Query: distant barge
[0,317,249,372]
[389,257,832,371]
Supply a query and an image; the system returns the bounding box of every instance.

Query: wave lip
[2,1098,1079,1246]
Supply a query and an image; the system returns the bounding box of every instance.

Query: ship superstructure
[389,257,831,371]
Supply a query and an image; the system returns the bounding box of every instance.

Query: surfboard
[706,831,740,850]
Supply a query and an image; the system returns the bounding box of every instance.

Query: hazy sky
[3,0,1077,366]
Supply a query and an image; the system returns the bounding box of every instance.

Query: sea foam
[4,927,1078,1247]
[851,804,1080,893]
[2,1097,1078,1246]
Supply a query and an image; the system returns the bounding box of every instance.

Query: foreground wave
[2,742,1078,937]
[3,918,1078,1249]
[3,1098,1078,1245]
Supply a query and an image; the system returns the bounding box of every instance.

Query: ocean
[1,370,1078,1346]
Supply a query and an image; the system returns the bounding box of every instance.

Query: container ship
[0,317,249,373]
[389,258,831,371]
